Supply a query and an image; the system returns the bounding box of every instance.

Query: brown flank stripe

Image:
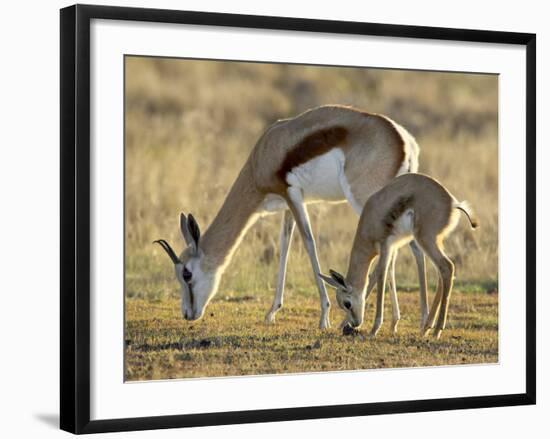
[277,126,348,184]
[383,195,414,236]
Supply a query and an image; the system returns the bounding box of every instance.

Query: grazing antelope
[320,173,478,339]
[154,105,429,329]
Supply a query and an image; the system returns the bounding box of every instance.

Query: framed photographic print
[60,4,536,434]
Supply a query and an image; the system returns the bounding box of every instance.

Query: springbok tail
[454,201,479,229]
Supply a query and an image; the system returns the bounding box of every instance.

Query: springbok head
[154,213,219,321]
[319,269,365,328]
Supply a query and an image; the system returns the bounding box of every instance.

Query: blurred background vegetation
[125,56,498,303]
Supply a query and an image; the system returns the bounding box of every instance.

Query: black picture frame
[60,4,536,434]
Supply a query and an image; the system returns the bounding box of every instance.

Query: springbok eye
[182,267,192,282]
[343,300,352,310]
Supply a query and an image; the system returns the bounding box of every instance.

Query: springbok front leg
[387,250,400,334]
[265,210,295,323]
[361,252,399,334]
[286,186,331,329]
[371,243,392,337]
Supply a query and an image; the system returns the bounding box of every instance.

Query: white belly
[285,148,346,202]
[387,209,415,249]
[260,194,288,214]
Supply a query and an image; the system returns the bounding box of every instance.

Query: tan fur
[276,125,349,183]
[169,105,422,326]
[197,105,417,271]
[343,113,414,207]
[198,158,265,272]
[250,105,414,195]
[342,173,477,338]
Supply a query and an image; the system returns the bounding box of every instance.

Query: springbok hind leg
[433,252,455,339]
[420,239,455,338]
[422,274,442,337]
[409,240,429,328]
[286,186,331,329]
[265,210,295,324]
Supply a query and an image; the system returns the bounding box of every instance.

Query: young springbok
[154,105,429,329]
[320,173,478,339]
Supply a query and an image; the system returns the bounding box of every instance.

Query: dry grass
[126,291,498,381]
[124,56,498,380]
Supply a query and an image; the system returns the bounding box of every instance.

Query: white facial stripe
[180,283,192,319]
[176,255,221,320]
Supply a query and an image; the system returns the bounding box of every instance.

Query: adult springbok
[154,105,428,329]
[320,173,478,338]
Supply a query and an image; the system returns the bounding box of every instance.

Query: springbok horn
[153,239,180,264]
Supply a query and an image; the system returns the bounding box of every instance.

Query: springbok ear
[329,269,349,289]
[180,213,194,246]
[318,273,344,290]
[187,214,201,246]
[180,212,200,253]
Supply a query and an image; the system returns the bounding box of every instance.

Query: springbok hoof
[391,320,400,335]
[369,329,379,339]
[264,312,276,325]
[420,315,429,330]
[319,317,331,330]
